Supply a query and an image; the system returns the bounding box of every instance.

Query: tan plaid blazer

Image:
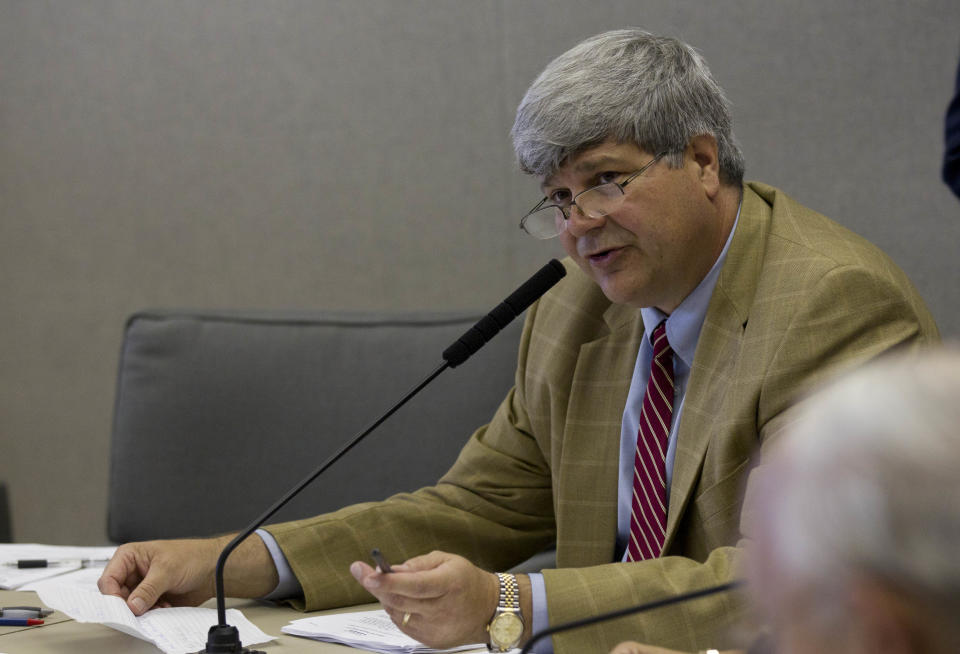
[266,182,939,652]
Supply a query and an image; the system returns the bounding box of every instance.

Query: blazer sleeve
[264,299,558,611]
[539,261,940,654]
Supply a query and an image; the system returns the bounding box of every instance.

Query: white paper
[20,565,106,591]
[282,609,486,654]
[35,582,274,654]
[0,543,116,589]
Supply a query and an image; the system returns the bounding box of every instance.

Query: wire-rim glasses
[519,151,669,240]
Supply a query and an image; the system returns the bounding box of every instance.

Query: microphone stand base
[200,624,266,653]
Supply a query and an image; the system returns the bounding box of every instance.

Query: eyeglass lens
[525,183,624,238]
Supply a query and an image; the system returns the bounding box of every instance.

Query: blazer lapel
[663,185,769,548]
[554,301,644,567]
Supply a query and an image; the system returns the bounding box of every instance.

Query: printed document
[283,608,488,653]
[35,583,274,654]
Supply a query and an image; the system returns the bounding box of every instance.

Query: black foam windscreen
[442,259,566,367]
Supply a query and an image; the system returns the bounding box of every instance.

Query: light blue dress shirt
[529,203,740,651]
[261,203,742,653]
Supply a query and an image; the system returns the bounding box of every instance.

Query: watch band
[498,572,519,611]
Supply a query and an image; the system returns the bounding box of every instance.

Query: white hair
[762,349,960,628]
[511,29,745,184]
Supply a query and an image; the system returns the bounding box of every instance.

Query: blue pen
[0,618,44,626]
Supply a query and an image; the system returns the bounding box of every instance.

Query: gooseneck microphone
[202,259,566,653]
[518,580,744,654]
[443,259,566,366]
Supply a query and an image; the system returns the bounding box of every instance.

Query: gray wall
[2,1,958,545]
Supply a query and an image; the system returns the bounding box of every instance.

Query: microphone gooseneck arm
[519,580,744,654]
[212,360,449,629]
[204,259,566,653]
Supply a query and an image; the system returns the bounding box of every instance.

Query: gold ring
[402,612,411,627]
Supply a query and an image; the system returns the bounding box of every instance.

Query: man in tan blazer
[99,30,938,653]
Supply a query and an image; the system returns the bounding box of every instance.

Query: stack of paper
[35,583,274,654]
[0,543,117,589]
[283,609,486,654]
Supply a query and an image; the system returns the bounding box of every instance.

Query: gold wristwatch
[487,572,524,652]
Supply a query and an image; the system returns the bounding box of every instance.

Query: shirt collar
[640,200,742,367]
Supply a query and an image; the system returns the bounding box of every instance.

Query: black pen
[370,548,393,573]
[2,559,110,569]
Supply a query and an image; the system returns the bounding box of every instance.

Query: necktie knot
[651,321,672,360]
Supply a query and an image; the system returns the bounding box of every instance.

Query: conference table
[0,589,485,653]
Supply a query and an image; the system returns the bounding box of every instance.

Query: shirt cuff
[527,572,554,654]
[256,528,303,601]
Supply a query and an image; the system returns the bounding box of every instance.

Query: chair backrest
[107,309,522,543]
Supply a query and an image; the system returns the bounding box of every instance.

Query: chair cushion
[107,309,522,543]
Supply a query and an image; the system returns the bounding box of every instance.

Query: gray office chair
[107,309,525,544]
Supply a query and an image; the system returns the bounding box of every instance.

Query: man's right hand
[97,534,279,616]
[97,538,223,615]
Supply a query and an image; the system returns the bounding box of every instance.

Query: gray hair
[511,29,745,185]
[761,349,960,634]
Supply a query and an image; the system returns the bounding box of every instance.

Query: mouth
[585,246,623,263]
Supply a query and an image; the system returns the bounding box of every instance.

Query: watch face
[490,611,524,648]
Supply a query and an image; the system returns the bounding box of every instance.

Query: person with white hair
[747,349,960,654]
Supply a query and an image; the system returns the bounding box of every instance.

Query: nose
[564,203,606,238]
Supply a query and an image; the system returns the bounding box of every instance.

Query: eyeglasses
[519,151,668,239]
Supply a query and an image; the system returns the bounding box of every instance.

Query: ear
[687,134,721,199]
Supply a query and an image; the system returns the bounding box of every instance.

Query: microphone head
[503,259,567,316]
[442,259,566,367]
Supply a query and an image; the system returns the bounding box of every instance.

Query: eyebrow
[540,155,632,192]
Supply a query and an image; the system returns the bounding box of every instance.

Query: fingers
[382,605,415,630]
[349,556,450,633]
[392,550,448,573]
[350,551,496,649]
[352,563,448,605]
[97,546,140,600]
[96,567,123,596]
[350,560,376,580]
[349,561,423,610]
[126,567,169,615]
[96,542,180,615]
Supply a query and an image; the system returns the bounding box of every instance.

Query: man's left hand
[350,550,501,649]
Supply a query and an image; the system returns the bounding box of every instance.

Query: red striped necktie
[626,321,675,562]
